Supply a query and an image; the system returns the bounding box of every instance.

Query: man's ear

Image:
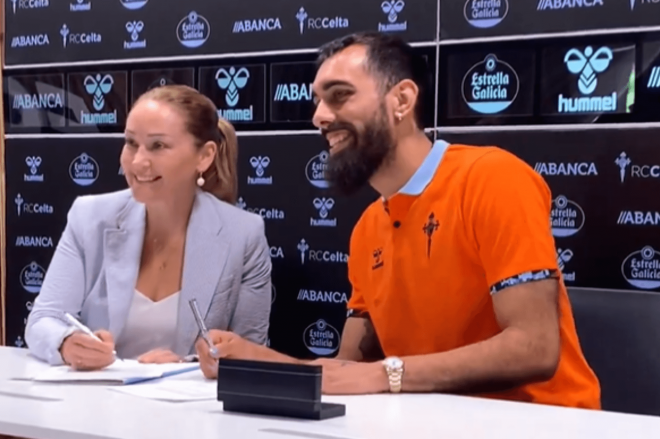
[392,79,419,121]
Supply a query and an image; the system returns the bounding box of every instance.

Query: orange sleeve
[346,217,369,318]
[463,149,560,294]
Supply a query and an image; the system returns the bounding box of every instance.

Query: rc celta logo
[235,197,285,220]
[462,54,519,114]
[630,0,660,10]
[10,0,49,14]
[559,46,616,113]
[177,11,211,48]
[81,74,117,125]
[215,67,253,122]
[60,24,102,48]
[248,156,273,185]
[11,33,49,48]
[124,21,146,50]
[297,238,348,265]
[120,0,148,10]
[615,152,660,182]
[379,0,407,32]
[69,152,99,186]
[70,0,91,12]
[295,7,349,35]
[537,0,603,10]
[233,17,282,33]
[14,193,54,217]
[464,0,508,29]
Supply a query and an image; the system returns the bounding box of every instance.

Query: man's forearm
[399,327,559,394]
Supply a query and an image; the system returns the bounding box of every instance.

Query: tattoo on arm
[357,318,385,362]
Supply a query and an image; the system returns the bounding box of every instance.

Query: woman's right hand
[59,330,116,371]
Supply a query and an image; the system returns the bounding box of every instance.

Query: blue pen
[188,299,220,358]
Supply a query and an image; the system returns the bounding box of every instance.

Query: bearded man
[196,32,601,410]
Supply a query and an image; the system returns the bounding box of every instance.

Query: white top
[115,290,180,359]
[1,348,660,439]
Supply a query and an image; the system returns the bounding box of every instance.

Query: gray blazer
[25,188,272,365]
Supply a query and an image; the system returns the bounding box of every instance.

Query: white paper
[31,359,199,384]
[108,379,216,402]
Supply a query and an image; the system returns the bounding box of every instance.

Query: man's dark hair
[317,31,430,129]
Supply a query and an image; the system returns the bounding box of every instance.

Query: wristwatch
[382,356,404,393]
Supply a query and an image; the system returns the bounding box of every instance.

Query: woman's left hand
[137,348,183,364]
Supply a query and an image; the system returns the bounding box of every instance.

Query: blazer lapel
[174,190,230,355]
[103,198,145,339]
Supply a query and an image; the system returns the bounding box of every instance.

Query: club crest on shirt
[372,247,384,270]
[422,212,440,258]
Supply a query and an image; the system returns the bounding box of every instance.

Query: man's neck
[369,132,434,199]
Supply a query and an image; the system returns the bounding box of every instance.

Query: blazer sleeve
[228,215,272,345]
[24,197,88,365]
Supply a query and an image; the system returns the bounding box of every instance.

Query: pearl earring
[395,113,402,121]
[196,173,205,187]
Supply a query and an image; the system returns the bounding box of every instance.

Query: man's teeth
[330,135,348,147]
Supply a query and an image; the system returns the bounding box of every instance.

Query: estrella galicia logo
[177,11,210,48]
[124,21,146,50]
[559,46,616,113]
[148,76,175,90]
[379,0,407,32]
[462,54,519,114]
[120,0,148,10]
[69,152,99,186]
[550,195,585,238]
[304,319,340,356]
[20,262,46,294]
[80,74,117,125]
[622,246,660,290]
[248,156,272,185]
[305,151,330,188]
[464,0,508,28]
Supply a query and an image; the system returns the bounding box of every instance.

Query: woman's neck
[144,192,195,242]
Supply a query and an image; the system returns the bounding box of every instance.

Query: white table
[0,347,659,439]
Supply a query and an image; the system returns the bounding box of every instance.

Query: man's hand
[137,349,182,364]
[60,330,116,371]
[317,360,389,395]
[195,330,256,379]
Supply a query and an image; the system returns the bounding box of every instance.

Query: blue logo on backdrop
[537,0,603,10]
[305,151,330,189]
[177,11,210,48]
[462,54,519,114]
[69,153,99,186]
[81,74,117,125]
[559,46,616,113]
[120,0,148,10]
[124,21,146,49]
[379,0,407,32]
[215,67,253,122]
[464,0,508,28]
[648,66,660,89]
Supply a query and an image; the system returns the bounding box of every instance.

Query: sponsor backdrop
[2,0,660,369]
[4,0,437,66]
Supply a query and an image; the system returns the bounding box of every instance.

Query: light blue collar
[398,139,449,196]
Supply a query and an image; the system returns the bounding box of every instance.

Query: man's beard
[323,106,395,196]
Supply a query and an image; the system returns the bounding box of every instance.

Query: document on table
[108,378,217,402]
[29,359,200,385]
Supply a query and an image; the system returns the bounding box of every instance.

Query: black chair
[568,287,660,416]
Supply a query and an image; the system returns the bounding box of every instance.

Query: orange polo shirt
[347,140,600,409]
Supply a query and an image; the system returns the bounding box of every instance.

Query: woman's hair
[133,85,238,205]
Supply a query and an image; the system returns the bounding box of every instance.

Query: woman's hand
[137,349,183,364]
[60,330,116,371]
[195,330,255,379]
